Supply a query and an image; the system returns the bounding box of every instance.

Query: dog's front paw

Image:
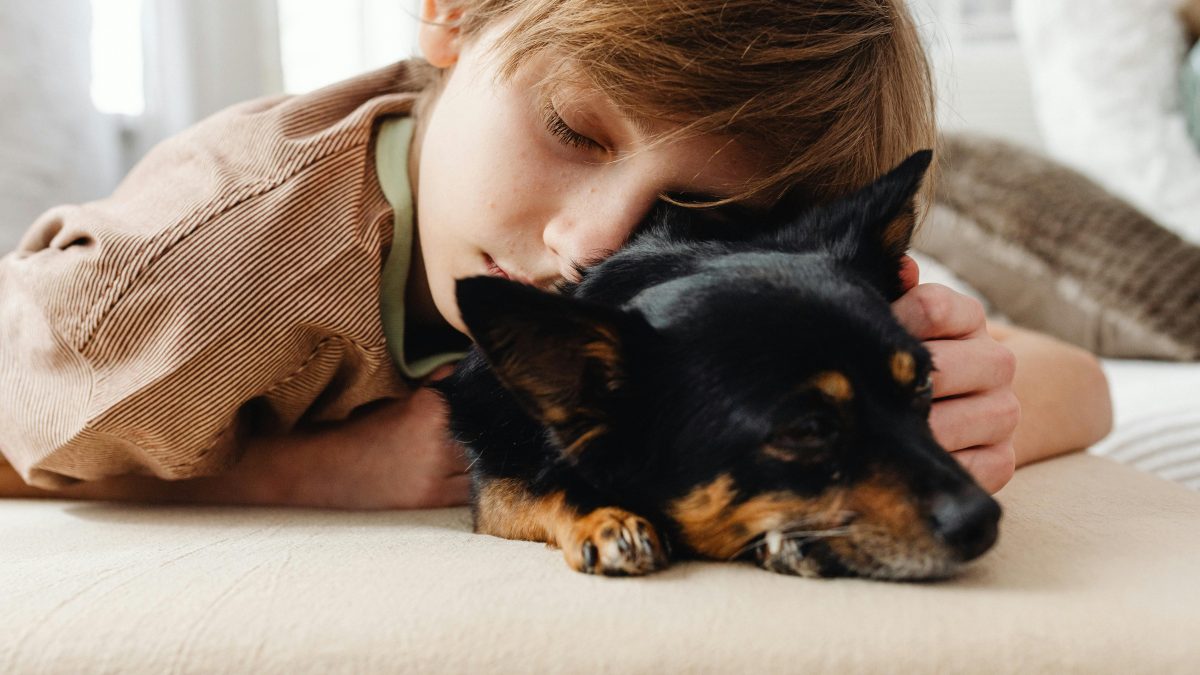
[563,508,669,576]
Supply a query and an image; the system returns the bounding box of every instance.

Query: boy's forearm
[988,321,1114,467]
[0,433,311,506]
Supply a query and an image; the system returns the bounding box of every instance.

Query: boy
[0,0,1112,507]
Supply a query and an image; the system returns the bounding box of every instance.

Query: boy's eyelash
[541,100,602,152]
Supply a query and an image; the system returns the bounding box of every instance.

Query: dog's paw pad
[565,508,668,576]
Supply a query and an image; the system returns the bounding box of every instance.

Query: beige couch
[4,452,1199,674]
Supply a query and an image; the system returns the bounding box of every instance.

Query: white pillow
[1013,0,1200,244]
[1092,359,1200,492]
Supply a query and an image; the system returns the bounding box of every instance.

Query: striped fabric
[1091,408,1200,491]
[0,61,435,489]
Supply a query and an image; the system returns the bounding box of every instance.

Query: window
[960,0,1015,41]
[89,0,145,115]
[277,0,420,94]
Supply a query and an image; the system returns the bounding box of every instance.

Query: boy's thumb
[898,254,920,292]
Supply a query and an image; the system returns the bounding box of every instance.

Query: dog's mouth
[742,501,998,581]
[746,526,964,580]
[750,531,855,578]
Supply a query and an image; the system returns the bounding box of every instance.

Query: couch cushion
[918,133,1200,361]
[3,453,1199,673]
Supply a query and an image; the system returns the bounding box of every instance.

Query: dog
[434,150,1001,580]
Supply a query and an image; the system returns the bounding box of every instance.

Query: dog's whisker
[464,453,481,472]
[780,527,854,539]
[728,526,856,561]
[777,511,853,531]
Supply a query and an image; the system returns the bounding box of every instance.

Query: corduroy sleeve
[0,63,425,489]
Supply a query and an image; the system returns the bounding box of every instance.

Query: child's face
[411,16,767,335]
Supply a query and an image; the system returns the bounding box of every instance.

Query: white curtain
[0,0,285,254]
[132,0,284,163]
[0,0,119,253]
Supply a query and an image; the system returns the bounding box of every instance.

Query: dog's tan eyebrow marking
[890,351,916,387]
[760,445,800,462]
[811,371,853,402]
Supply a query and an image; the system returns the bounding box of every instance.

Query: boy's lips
[484,254,539,287]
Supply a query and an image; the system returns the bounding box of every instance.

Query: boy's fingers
[443,440,470,475]
[949,443,1015,495]
[891,283,987,340]
[928,388,1021,453]
[432,473,472,508]
[898,255,920,292]
[925,338,1018,398]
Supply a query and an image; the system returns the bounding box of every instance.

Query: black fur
[435,151,1001,580]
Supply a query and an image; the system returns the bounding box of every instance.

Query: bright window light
[278,0,419,94]
[90,0,145,115]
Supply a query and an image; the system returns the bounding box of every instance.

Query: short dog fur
[435,151,1001,580]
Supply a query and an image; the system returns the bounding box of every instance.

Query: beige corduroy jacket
[0,61,435,489]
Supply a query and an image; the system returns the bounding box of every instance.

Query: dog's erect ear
[759,150,932,301]
[455,276,645,461]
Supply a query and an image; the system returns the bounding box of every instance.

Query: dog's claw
[582,540,598,572]
[616,533,631,555]
[565,508,669,576]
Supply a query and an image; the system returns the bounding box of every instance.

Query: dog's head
[454,151,1001,580]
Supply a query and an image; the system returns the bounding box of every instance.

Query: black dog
[435,151,1001,580]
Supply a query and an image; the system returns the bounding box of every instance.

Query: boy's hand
[891,256,1019,494]
[310,364,471,509]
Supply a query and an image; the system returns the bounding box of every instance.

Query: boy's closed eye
[541,99,605,153]
[539,94,764,229]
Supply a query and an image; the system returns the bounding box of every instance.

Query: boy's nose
[927,489,1001,562]
[543,189,659,272]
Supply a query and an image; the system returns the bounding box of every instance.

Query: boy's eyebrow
[619,109,657,141]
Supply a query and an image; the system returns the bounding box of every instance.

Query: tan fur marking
[474,478,575,545]
[475,478,667,574]
[760,444,800,462]
[820,475,934,572]
[890,351,916,386]
[881,210,915,258]
[582,334,620,369]
[670,475,831,560]
[561,423,608,459]
[812,370,853,402]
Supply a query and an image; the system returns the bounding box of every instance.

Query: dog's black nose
[928,490,1001,562]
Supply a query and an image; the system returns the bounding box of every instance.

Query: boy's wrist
[995,324,1114,467]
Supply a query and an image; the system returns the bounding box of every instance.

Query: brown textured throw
[1183,0,1200,43]
[917,134,1200,361]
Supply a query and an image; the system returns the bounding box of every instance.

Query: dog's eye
[770,414,839,452]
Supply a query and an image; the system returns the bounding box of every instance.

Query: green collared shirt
[375,116,467,379]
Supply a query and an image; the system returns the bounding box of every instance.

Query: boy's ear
[455,276,645,462]
[418,0,464,68]
[760,150,933,301]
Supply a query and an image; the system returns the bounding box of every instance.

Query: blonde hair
[426,0,936,211]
